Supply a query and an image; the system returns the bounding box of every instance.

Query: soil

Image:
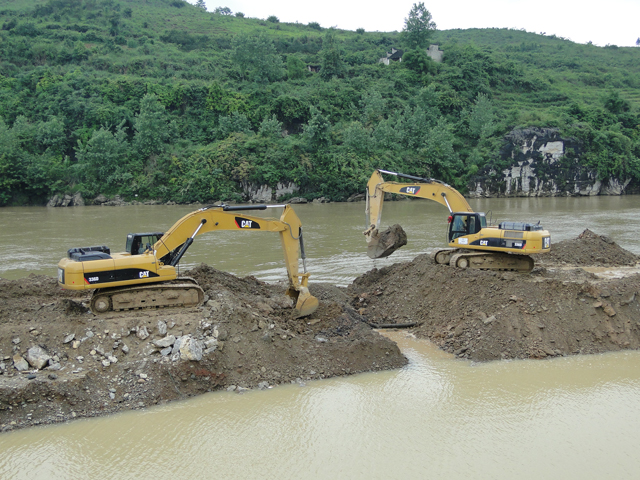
[349,229,640,362]
[2,229,639,432]
[0,265,405,432]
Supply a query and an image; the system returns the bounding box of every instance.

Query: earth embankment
[0,265,405,431]
[349,230,640,361]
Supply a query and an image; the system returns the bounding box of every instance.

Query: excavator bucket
[366,224,408,259]
[287,286,319,317]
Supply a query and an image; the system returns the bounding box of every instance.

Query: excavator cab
[448,212,486,241]
[125,232,164,255]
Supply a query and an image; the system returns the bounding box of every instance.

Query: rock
[48,373,58,380]
[95,345,106,356]
[347,193,365,202]
[603,304,616,317]
[101,359,111,367]
[484,315,496,325]
[72,340,80,349]
[204,338,218,353]
[47,362,61,371]
[12,337,20,345]
[137,326,150,340]
[107,355,118,363]
[72,192,85,206]
[121,344,130,354]
[258,381,269,390]
[366,224,408,259]
[63,333,75,344]
[157,320,167,336]
[171,336,183,354]
[61,194,73,207]
[153,335,176,348]
[26,346,51,370]
[286,197,308,204]
[13,354,29,372]
[47,195,61,207]
[179,336,203,361]
[93,194,108,205]
[160,347,172,356]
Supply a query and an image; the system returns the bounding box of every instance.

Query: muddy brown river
[1,197,640,478]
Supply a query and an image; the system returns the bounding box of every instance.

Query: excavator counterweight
[58,204,318,317]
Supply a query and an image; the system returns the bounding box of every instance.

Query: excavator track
[90,278,205,314]
[449,251,534,272]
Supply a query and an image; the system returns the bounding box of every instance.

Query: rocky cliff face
[469,128,639,197]
[241,181,299,203]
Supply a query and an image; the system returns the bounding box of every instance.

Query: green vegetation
[0,0,639,205]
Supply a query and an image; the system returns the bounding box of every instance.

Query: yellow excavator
[58,204,319,317]
[364,169,551,272]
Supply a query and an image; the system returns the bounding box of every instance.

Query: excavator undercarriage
[432,248,535,272]
[90,278,204,313]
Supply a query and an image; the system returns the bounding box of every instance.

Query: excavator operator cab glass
[449,213,484,241]
[126,232,164,255]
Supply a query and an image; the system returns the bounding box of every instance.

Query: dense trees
[0,0,638,206]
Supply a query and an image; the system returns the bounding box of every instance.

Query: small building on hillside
[426,44,443,62]
[379,48,404,65]
[307,64,321,73]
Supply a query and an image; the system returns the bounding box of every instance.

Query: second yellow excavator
[57,204,319,317]
[364,169,551,272]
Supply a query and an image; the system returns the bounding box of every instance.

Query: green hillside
[1,0,639,205]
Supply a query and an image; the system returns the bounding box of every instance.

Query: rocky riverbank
[0,265,405,432]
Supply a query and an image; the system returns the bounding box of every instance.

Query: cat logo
[139,271,150,278]
[399,186,421,195]
[480,240,488,246]
[235,217,261,229]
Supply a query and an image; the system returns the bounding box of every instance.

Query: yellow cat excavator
[364,169,551,272]
[58,204,319,317]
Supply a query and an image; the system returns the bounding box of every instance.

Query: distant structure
[426,44,443,62]
[307,64,321,73]
[379,48,404,65]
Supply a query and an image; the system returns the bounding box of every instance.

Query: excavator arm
[152,204,318,316]
[364,169,473,258]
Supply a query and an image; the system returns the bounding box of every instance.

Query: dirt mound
[539,229,639,266]
[0,265,405,431]
[349,231,640,362]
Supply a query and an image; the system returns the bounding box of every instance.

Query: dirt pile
[0,266,405,431]
[349,230,640,361]
[539,229,638,266]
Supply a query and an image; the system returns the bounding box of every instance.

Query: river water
[1,197,640,478]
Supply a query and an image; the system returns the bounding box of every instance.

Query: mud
[2,229,639,432]
[349,230,640,361]
[0,265,405,431]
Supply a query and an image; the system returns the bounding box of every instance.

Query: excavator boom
[58,204,318,317]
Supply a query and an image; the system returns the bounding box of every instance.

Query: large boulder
[26,346,51,370]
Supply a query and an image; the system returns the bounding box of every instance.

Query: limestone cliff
[469,128,639,197]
